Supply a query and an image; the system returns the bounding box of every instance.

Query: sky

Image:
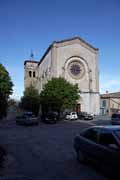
[0,0,120,100]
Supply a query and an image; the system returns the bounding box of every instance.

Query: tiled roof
[101,92,120,98]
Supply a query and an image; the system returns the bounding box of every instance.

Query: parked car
[77,112,93,120]
[66,112,78,120]
[16,112,39,126]
[0,145,6,167]
[111,113,120,125]
[73,125,120,178]
[43,111,58,124]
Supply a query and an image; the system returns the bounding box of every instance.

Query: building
[24,37,100,115]
[100,91,120,116]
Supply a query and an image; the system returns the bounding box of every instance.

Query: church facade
[24,37,100,115]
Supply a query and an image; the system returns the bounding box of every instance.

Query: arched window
[29,71,32,77]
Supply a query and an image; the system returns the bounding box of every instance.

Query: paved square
[0,119,109,180]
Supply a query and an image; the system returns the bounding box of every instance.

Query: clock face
[68,61,85,79]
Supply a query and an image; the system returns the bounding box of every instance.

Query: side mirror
[109,144,119,150]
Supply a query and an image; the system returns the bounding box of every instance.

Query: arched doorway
[75,104,81,112]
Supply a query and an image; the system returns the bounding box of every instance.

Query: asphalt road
[0,118,110,180]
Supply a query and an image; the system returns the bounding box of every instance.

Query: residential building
[100,91,120,116]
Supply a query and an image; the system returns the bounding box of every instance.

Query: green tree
[0,92,8,118]
[19,86,40,116]
[40,77,80,114]
[0,64,13,97]
[0,64,13,118]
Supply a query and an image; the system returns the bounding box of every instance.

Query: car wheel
[76,150,85,162]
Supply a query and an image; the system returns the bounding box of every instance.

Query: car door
[98,130,120,170]
[79,128,101,162]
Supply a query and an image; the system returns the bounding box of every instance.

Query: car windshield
[112,114,120,118]
[82,112,87,115]
[115,130,120,140]
[72,112,76,115]
[24,112,33,117]
[67,113,70,115]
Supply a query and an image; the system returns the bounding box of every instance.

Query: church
[24,37,100,115]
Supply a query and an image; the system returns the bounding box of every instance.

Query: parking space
[0,119,108,180]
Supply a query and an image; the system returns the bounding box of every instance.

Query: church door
[75,104,81,112]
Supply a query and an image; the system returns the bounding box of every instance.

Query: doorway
[75,104,81,112]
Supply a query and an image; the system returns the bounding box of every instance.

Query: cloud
[100,79,120,93]
[10,85,24,100]
[108,80,120,85]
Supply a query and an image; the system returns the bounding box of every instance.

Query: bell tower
[24,52,38,90]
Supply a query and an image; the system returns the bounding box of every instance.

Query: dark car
[73,126,120,178]
[16,112,39,126]
[111,113,120,125]
[77,112,93,120]
[43,111,58,124]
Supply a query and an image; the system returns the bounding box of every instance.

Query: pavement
[0,117,110,180]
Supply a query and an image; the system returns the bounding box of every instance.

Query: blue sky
[0,0,120,100]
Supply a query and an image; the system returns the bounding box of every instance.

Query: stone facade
[100,92,120,116]
[24,37,100,115]
[24,60,38,89]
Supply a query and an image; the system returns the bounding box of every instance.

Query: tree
[0,92,8,118]
[0,64,13,97]
[19,86,40,116]
[40,77,80,115]
[0,64,13,118]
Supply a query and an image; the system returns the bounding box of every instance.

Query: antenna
[30,50,34,60]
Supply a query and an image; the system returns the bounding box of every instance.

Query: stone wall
[24,61,38,89]
[24,37,100,115]
[37,50,52,93]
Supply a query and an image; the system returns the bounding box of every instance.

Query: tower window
[33,71,36,77]
[29,71,32,77]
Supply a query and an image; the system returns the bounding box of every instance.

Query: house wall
[100,97,120,116]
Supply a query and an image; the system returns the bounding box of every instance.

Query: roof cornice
[38,37,99,66]
[53,37,99,51]
[24,60,39,65]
